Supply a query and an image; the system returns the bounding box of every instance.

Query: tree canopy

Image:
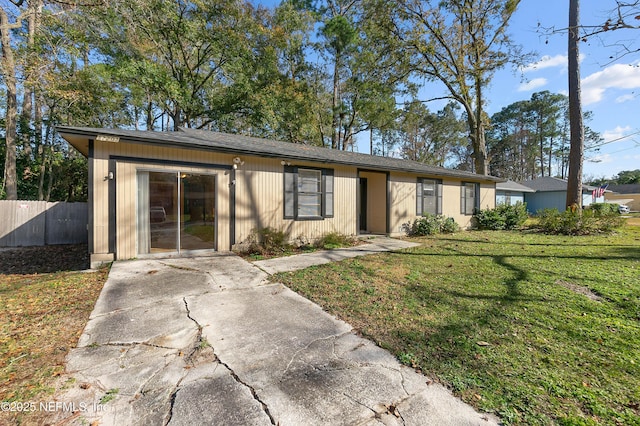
[1,0,607,201]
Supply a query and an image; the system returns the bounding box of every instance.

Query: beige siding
[388,172,497,234]
[359,171,387,234]
[388,172,415,235]
[479,183,496,210]
[91,146,110,255]
[93,139,358,259]
[93,140,233,260]
[89,138,496,259]
[234,159,357,245]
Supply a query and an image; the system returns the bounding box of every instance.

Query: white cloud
[615,94,635,103]
[521,54,585,73]
[521,55,567,73]
[517,78,547,92]
[587,153,614,164]
[602,125,632,142]
[581,63,640,105]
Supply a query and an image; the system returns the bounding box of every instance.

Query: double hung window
[461,182,480,215]
[284,166,334,220]
[416,178,442,216]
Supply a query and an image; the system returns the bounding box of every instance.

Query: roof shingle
[57,126,504,182]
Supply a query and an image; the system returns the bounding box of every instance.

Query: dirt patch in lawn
[557,280,604,301]
[625,217,640,226]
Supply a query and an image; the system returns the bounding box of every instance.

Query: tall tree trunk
[1,7,18,200]
[538,117,545,177]
[45,158,54,202]
[566,0,584,209]
[473,77,488,175]
[37,115,51,200]
[146,98,154,130]
[331,55,341,150]
[370,127,373,155]
[37,146,47,200]
[548,136,554,178]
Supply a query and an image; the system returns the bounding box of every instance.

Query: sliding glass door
[137,171,215,255]
[180,174,216,251]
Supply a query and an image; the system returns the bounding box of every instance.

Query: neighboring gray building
[520,177,605,214]
[496,180,535,206]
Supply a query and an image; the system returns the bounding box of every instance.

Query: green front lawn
[276,227,640,425]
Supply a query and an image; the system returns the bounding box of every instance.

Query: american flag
[597,184,608,198]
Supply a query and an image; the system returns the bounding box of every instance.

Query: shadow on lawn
[434,234,638,250]
[390,246,640,262]
[367,238,638,422]
[0,244,89,275]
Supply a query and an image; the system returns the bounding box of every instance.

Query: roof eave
[55,126,503,182]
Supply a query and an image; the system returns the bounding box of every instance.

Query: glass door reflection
[180,174,216,251]
[138,171,216,255]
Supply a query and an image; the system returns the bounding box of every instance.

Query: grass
[99,388,119,404]
[0,265,109,425]
[275,226,640,425]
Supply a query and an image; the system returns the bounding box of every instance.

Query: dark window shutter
[436,180,443,215]
[284,166,296,219]
[416,179,423,216]
[322,169,334,218]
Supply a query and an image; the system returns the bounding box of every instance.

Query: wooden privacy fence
[0,200,88,247]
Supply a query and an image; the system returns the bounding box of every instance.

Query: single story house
[604,184,639,212]
[520,176,606,214]
[495,180,535,206]
[57,127,501,267]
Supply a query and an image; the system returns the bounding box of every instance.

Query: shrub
[500,203,529,229]
[315,232,357,249]
[588,202,619,216]
[474,203,528,230]
[474,208,506,230]
[246,227,291,255]
[536,208,625,235]
[440,216,461,234]
[408,214,460,236]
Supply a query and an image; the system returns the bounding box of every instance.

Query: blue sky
[257,0,640,180]
[385,0,640,180]
[484,0,640,180]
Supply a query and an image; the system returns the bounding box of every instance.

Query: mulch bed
[0,244,90,275]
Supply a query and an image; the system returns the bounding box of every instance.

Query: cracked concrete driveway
[49,240,499,426]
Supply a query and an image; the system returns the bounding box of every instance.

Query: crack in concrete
[100,341,177,350]
[182,297,204,357]
[135,353,181,398]
[216,357,277,426]
[397,407,407,426]
[377,364,411,398]
[158,261,202,272]
[341,392,380,420]
[282,330,352,377]
[186,295,276,425]
[164,385,180,426]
